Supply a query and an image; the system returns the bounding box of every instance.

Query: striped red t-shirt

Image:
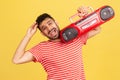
[29,34,88,80]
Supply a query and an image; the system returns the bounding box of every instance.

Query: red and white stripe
[29,34,88,80]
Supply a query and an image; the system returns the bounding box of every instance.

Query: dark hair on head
[36,13,54,30]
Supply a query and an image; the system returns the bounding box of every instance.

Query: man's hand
[26,22,38,38]
[77,6,90,17]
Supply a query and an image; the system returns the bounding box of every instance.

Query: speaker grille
[100,6,114,21]
[62,27,78,42]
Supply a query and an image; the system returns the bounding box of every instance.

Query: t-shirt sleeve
[28,43,42,62]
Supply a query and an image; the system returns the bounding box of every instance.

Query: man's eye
[48,22,52,25]
[42,27,47,30]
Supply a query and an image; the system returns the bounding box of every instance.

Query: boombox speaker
[60,5,115,43]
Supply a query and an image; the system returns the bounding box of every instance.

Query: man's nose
[47,25,52,31]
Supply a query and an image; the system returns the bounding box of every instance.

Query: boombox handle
[69,6,94,23]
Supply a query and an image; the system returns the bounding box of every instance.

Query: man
[13,6,101,80]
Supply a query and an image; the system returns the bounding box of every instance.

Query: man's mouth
[48,28,57,37]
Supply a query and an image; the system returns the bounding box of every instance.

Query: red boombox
[60,5,115,43]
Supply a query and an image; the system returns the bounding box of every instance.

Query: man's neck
[50,39,61,42]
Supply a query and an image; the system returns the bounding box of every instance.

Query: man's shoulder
[39,40,51,45]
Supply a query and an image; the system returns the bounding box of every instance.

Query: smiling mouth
[48,28,56,35]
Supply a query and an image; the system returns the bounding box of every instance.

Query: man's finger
[32,22,38,29]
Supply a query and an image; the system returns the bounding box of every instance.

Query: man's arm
[87,26,101,39]
[12,23,38,64]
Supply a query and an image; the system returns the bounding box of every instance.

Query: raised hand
[26,22,38,38]
[77,6,91,17]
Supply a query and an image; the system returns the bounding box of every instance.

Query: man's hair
[36,13,54,30]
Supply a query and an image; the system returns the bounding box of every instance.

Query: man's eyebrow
[47,19,52,23]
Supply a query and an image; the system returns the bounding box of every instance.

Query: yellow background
[0,0,120,80]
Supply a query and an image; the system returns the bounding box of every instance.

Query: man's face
[39,18,60,40]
